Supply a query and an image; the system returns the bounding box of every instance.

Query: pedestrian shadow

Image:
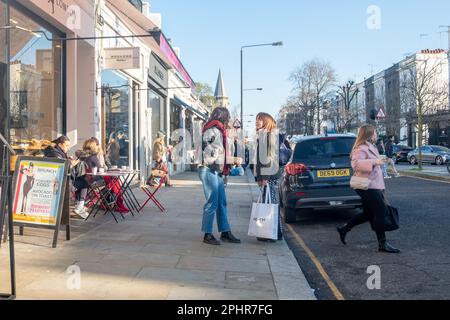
[292,208,359,226]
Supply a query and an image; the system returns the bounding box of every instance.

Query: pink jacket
[351,142,385,190]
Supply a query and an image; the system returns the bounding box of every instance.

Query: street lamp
[241,41,283,140]
[243,88,263,92]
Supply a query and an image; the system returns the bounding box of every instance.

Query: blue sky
[148,0,450,126]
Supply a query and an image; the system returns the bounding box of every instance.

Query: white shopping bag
[248,185,279,240]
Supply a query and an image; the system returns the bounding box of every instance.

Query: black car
[279,134,362,224]
[391,145,413,164]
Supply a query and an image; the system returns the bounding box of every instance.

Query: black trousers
[347,189,386,241]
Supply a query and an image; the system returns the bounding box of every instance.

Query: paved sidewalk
[0,170,315,300]
[398,164,450,183]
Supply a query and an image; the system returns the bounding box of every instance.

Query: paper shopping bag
[248,185,279,240]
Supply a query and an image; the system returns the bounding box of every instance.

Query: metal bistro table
[86,169,140,223]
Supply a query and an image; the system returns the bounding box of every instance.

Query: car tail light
[295,192,306,197]
[285,163,307,175]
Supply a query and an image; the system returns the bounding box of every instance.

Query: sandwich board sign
[12,156,69,248]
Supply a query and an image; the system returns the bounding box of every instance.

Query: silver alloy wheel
[436,156,443,165]
[410,156,417,165]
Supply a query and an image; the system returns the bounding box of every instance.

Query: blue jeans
[198,167,231,234]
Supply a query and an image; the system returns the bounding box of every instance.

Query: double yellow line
[285,223,346,300]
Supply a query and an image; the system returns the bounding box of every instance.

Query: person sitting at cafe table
[44,136,79,222]
[147,157,168,187]
[88,137,129,214]
[70,138,103,219]
[44,136,72,161]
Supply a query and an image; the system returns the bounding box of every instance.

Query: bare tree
[335,80,360,132]
[400,54,449,169]
[290,59,337,135]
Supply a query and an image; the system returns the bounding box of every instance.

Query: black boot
[337,225,351,245]
[378,240,400,253]
[203,233,221,246]
[220,232,241,244]
[377,232,400,253]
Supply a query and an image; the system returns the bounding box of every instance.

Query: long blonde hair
[256,113,277,132]
[352,124,376,155]
[83,138,99,155]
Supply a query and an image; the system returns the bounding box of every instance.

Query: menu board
[11,156,68,248]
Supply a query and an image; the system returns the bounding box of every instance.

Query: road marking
[285,223,346,301]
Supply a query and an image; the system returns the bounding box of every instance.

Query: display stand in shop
[0,133,17,300]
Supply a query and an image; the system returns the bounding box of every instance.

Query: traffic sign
[233,119,242,129]
[376,107,386,119]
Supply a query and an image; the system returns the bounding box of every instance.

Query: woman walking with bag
[199,107,241,246]
[337,124,400,253]
[255,113,283,242]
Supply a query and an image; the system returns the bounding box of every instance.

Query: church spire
[214,69,230,108]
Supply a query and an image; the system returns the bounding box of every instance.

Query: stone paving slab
[167,285,278,300]
[1,170,316,300]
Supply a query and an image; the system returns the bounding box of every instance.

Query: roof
[214,69,228,98]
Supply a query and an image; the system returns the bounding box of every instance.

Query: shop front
[1,0,65,163]
[427,114,450,147]
[147,53,169,168]
[0,0,95,165]
[101,70,131,167]
[171,96,208,172]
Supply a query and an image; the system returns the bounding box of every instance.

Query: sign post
[11,156,69,248]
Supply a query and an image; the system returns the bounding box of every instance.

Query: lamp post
[241,42,283,140]
[243,88,263,92]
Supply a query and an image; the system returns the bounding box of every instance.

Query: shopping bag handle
[257,188,263,203]
[265,184,272,204]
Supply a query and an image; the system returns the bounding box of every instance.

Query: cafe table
[85,169,141,223]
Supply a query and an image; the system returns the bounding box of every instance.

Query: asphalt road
[284,176,450,300]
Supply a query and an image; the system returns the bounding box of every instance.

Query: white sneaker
[74,203,89,219]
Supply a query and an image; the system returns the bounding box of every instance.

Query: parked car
[407,145,450,165]
[392,145,414,164]
[279,134,362,224]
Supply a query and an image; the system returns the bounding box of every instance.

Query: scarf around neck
[202,120,230,176]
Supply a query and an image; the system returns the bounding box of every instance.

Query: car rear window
[293,138,356,162]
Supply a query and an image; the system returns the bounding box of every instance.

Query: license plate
[317,169,350,178]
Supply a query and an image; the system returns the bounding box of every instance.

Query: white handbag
[248,185,279,240]
[350,176,370,190]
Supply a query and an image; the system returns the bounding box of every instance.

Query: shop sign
[149,54,169,89]
[25,0,81,32]
[104,47,141,70]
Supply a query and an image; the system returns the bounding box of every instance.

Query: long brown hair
[352,124,376,155]
[207,107,231,126]
[256,113,277,132]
